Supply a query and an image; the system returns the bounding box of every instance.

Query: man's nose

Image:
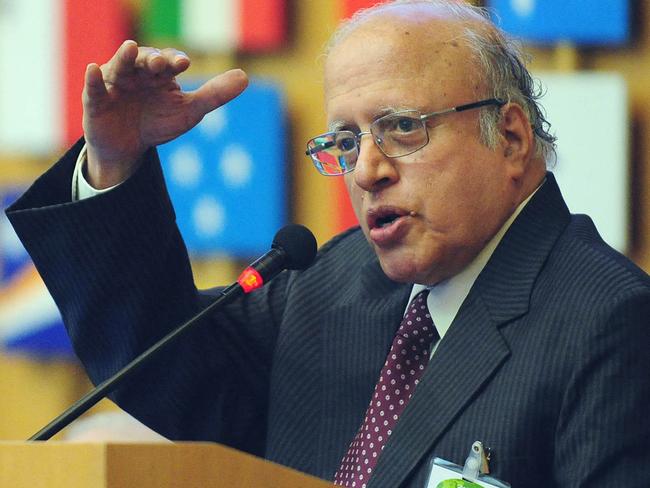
[352,134,399,192]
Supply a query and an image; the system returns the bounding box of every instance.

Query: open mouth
[376,213,400,228]
[367,207,410,230]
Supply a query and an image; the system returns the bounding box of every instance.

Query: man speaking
[7,1,650,486]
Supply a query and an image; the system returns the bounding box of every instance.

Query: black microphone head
[272,224,317,270]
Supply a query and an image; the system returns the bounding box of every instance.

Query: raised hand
[82,40,248,188]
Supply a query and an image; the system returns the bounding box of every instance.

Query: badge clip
[426,440,510,488]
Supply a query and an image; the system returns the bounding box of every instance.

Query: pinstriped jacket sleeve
[553,286,650,486]
[6,139,290,454]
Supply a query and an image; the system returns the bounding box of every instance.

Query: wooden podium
[0,441,333,487]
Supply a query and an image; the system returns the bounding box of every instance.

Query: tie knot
[397,290,436,341]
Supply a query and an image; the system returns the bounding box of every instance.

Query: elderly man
[8,1,649,486]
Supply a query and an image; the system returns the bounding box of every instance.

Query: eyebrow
[327,105,418,132]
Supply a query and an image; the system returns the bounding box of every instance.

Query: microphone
[237,223,317,293]
[29,224,317,441]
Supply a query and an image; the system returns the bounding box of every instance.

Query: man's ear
[498,102,535,178]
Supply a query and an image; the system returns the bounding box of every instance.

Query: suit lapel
[316,255,411,478]
[368,174,571,487]
[368,292,510,487]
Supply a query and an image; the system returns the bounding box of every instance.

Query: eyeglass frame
[305,97,506,176]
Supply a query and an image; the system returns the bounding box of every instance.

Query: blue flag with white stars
[158,78,287,258]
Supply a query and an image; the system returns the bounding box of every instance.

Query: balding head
[327,0,490,53]
[326,0,556,164]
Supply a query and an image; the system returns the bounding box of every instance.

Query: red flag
[64,0,131,146]
[240,0,286,51]
[340,0,387,18]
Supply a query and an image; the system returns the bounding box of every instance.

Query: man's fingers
[108,40,139,78]
[135,47,164,74]
[99,40,190,91]
[159,48,191,76]
[191,69,249,118]
[134,46,189,77]
[83,63,108,103]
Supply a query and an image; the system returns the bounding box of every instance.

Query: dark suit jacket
[8,140,650,487]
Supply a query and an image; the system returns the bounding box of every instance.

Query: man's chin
[377,255,425,284]
[376,250,449,286]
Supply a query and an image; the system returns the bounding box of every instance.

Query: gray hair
[326,0,557,165]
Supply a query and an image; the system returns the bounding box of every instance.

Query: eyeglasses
[305,98,505,176]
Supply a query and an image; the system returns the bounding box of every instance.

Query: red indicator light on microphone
[237,267,264,293]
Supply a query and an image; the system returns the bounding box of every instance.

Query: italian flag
[0,0,130,154]
[142,0,286,52]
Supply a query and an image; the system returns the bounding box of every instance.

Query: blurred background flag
[0,0,130,155]
[339,0,386,18]
[141,0,286,52]
[158,78,288,258]
[487,0,630,45]
[0,192,71,357]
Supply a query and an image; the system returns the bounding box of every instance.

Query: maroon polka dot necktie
[334,290,439,487]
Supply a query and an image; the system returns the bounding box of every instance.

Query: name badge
[426,441,510,488]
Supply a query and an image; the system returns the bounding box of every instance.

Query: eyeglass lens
[306,132,358,176]
[373,112,428,157]
[307,112,429,175]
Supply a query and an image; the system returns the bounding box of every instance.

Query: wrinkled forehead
[324,8,481,97]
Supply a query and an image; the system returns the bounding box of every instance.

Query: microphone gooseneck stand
[29,282,243,441]
[29,224,317,441]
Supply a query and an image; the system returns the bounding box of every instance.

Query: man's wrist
[72,144,121,201]
[85,145,142,189]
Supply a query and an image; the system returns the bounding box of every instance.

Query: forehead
[324,8,483,120]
